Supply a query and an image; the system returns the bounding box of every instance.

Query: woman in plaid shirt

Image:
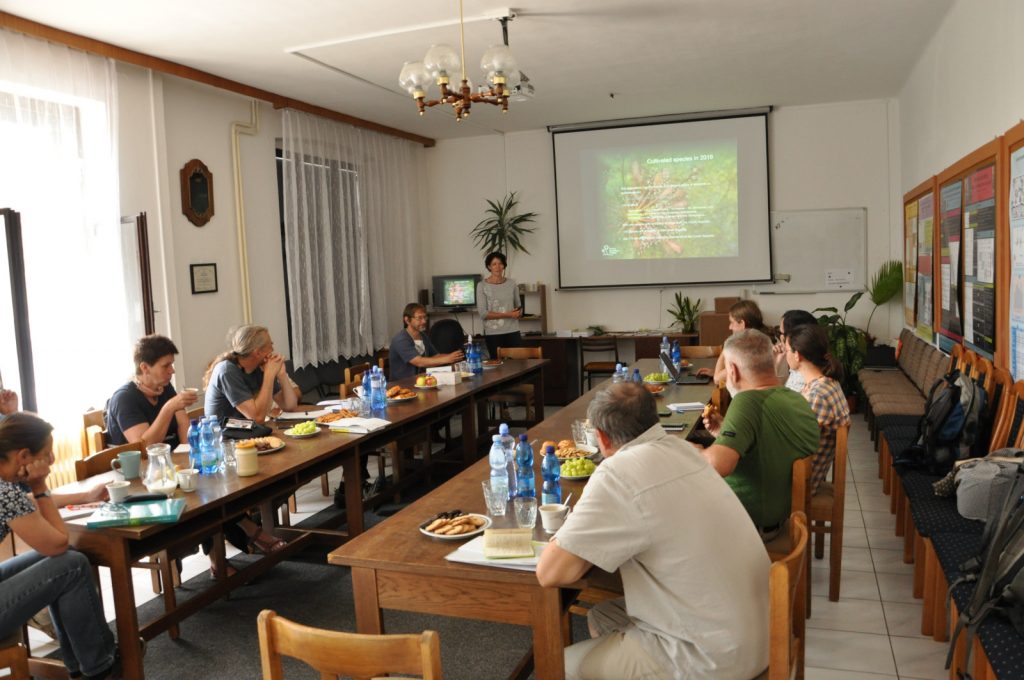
[785,324,851,494]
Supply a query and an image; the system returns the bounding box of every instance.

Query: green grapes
[560,458,597,478]
[288,420,318,436]
[643,372,671,382]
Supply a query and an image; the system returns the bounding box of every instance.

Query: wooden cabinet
[517,283,547,334]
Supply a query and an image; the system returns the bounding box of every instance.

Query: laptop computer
[660,351,712,385]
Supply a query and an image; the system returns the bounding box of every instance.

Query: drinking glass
[514,497,538,529]
[571,420,587,446]
[221,440,236,472]
[482,480,507,516]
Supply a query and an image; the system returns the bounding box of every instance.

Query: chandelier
[398,1,520,121]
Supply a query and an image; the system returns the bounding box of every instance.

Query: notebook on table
[81,498,187,529]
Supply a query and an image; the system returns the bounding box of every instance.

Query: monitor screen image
[432,274,481,309]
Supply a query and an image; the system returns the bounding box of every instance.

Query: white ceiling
[0,0,954,142]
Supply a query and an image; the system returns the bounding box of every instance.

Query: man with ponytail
[784,324,851,494]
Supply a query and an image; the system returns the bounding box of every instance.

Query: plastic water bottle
[611,362,624,383]
[671,340,682,371]
[187,418,201,470]
[499,423,518,500]
[515,434,535,498]
[468,335,482,375]
[209,417,224,472]
[660,335,671,373]
[370,367,387,411]
[361,370,372,415]
[632,368,643,384]
[541,445,561,505]
[488,434,509,499]
[199,418,218,475]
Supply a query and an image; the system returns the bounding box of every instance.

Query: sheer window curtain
[0,29,131,483]
[281,109,424,366]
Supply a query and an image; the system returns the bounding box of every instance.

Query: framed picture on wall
[190,263,218,294]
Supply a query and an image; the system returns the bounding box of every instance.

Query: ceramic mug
[110,451,142,480]
[539,503,570,533]
[176,469,199,492]
[106,480,131,504]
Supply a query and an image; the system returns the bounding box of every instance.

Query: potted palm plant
[666,293,702,332]
[469,192,538,263]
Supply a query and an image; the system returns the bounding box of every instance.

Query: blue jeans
[0,549,115,677]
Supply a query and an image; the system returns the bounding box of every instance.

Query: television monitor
[432,274,481,311]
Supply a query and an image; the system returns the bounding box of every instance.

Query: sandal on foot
[249,531,287,555]
[209,561,238,580]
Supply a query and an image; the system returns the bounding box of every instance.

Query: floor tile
[805,669,897,680]
[805,629,896,675]
[881,601,925,638]
[876,571,917,604]
[844,511,865,528]
[866,528,904,552]
[858,495,892,513]
[843,526,870,549]
[813,566,879,601]
[890,634,951,679]
[807,596,886,634]
[856,483,887,499]
[872,548,913,575]
[810,545,873,573]
[862,510,896,530]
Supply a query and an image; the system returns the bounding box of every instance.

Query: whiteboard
[755,208,867,294]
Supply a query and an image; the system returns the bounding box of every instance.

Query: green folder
[86,499,186,529]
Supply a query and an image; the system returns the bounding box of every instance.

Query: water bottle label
[542,491,560,505]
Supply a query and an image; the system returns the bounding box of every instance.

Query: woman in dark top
[106,335,197,447]
[0,413,120,680]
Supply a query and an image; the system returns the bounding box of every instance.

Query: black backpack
[893,369,987,475]
[946,465,1024,678]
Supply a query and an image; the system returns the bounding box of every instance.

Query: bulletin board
[937,179,964,342]
[1005,122,1024,377]
[904,178,936,342]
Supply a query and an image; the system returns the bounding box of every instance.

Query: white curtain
[281,109,424,366]
[0,28,131,459]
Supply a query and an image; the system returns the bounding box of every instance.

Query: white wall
[424,99,902,343]
[118,67,287,389]
[899,0,1024,191]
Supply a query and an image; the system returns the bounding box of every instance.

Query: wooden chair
[809,425,848,602]
[80,408,107,457]
[0,634,28,680]
[257,610,442,680]
[765,456,812,615]
[486,346,543,428]
[76,441,182,636]
[679,344,722,359]
[580,337,620,392]
[754,512,808,680]
[949,342,964,372]
[186,403,205,420]
[344,362,371,387]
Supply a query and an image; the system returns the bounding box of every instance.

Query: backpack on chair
[893,369,987,476]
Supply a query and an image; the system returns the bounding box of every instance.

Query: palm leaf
[868,259,903,306]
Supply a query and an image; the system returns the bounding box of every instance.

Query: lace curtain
[280,109,424,366]
[0,29,128,481]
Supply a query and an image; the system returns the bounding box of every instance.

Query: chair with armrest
[75,441,183,638]
[809,425,848,601]
[80,408,108,457]
[579,337,620,392]
[485,346,544,429]
[753,511,808,680]
[257,610,442,680]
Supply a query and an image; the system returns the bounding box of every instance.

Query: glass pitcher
[144,443,178,496]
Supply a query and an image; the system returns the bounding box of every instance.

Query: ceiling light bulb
[424,44,461,83]
[480,45,518,76]
[398,61,432,97]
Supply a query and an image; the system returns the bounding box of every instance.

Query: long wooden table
[56,358,546,679]
[327,359,715,680]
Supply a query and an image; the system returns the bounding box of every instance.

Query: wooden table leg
[532,368,545,424]
[531,587,566,680]
[460,400,477,467]
[351,568,383,634]
[108,539,144,678]
[344,449,364,536]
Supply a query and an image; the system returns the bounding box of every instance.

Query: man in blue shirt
[389,303,464,381]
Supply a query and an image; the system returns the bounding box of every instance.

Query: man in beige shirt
[536,382,771,679]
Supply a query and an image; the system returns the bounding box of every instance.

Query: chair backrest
[257,610,442,680]
[766,512,808,680]
[790,456,811,521]
[187,404,205,420]
[579,337,619,363]
[711,381,730,416]
[986,369,1015,449]
[949,343,964,372]
[344,362,371,386]
[497,346,542,360]
[679,344,722,359]
[80,408,108,457]
[429,318,466,354]
[960,349,977,380]
[75,441,146,482]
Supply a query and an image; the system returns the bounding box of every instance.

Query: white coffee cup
[176,468,199,492]
[236,448,259,477]
[539,503,570,533]
[106,480,131,504]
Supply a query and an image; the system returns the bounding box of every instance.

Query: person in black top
[106,335,197,448]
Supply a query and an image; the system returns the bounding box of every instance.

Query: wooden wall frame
[903,176,937,342]
[1001,121,1024,374]
[935,138,1004,364]
[180,159,214,227]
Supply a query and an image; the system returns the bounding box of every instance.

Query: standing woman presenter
[476,252,523,360]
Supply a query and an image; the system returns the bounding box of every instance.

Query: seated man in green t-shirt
[699,329,820,540]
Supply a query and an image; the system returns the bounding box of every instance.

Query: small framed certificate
[190,263,218,294]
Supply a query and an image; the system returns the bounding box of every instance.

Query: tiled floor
[28,416,954,678]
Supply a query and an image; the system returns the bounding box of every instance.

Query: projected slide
[598,142,738,260]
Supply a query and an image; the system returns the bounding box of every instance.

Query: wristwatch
[33,490,51,500]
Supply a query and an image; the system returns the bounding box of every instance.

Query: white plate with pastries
[419,512,492,540]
